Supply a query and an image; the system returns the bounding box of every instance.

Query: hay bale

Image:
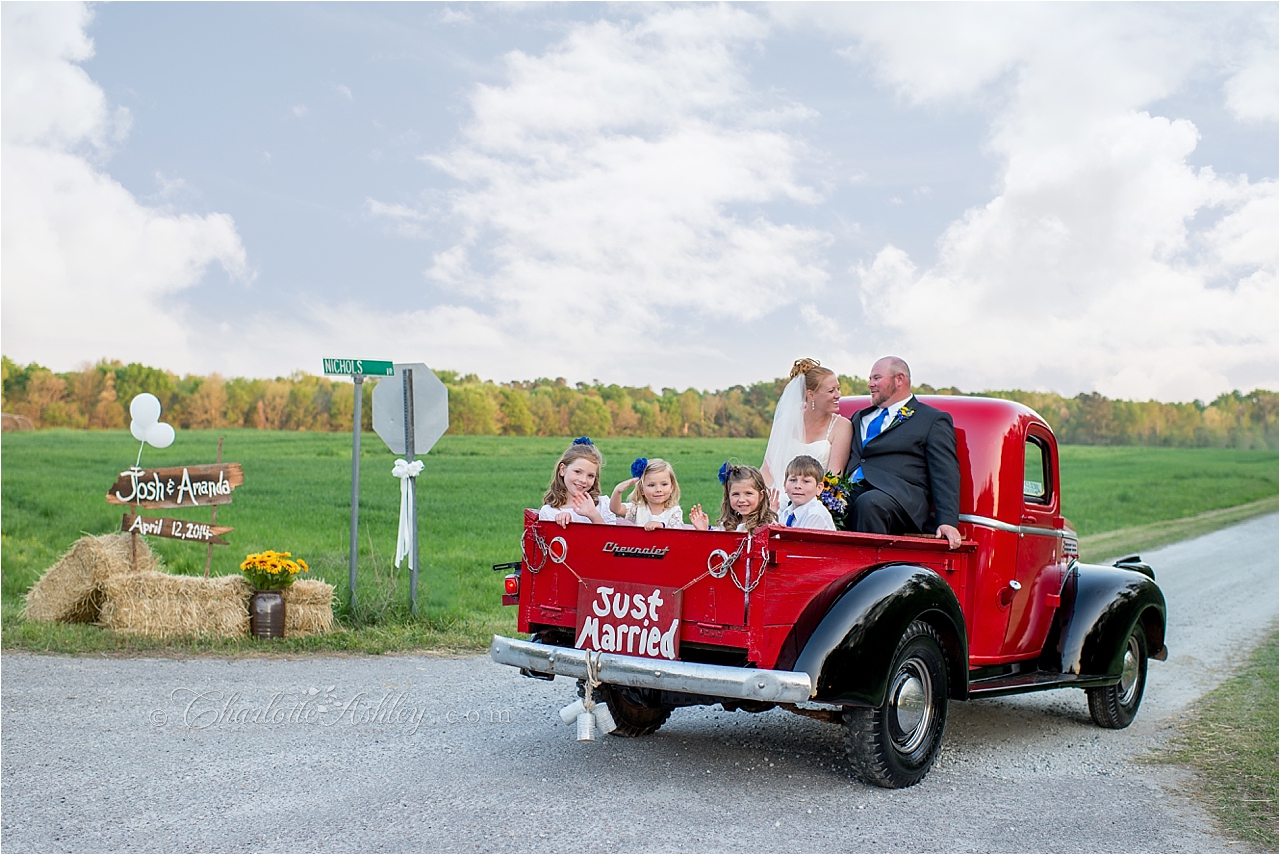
[98,571,253,638]
[282,579,335,637]
[24,533,162,623]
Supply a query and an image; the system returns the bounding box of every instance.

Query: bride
[762,358,853,491]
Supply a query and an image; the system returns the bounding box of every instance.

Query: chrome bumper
[489,636,814,703]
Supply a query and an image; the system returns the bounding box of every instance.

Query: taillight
[504,574,519,595]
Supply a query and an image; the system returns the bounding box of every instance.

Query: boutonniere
[892,405,915,426]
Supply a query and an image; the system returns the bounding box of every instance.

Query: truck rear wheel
[844,620,949,788]
[1086,624,1147,729]
[601,684,670,736]
[578,682,670,737]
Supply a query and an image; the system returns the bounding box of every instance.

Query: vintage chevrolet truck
[489,396,1167,788]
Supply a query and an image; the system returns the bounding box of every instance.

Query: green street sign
[322,358,394,377]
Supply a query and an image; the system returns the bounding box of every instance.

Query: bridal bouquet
[819,472,855,529]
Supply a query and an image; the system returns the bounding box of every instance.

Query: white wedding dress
[762,375,838,490]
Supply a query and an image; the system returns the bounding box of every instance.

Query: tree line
[2,356,1275,450]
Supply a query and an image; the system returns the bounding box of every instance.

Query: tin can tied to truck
[490,396,1167,788]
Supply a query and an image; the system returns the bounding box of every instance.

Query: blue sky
[2,2,1276,401]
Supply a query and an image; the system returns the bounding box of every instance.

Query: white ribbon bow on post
[392,458,424,569]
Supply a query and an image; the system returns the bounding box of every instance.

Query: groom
[844,356,962,549]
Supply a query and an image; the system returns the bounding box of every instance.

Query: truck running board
[490,636,814,704]
[968,669,1120,698]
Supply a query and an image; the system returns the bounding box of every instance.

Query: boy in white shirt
[780,455,836,531]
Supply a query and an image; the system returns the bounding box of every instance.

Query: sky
[2,2,1276,402]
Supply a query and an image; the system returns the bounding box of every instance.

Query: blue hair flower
[572,437,594,446]
[718,461,732,485]
[631,457,648,479]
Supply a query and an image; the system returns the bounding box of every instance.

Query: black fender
[1044,561,1167,678]
[792,564,968,707]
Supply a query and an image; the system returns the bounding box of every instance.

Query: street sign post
[322,358,394,377]
[323,357,394,611]
[373,363,449,614]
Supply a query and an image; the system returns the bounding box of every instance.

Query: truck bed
[516,510,977,670]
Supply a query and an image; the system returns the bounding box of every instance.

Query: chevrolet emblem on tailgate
[602,542,670,559]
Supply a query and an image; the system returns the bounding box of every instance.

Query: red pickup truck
[490,396,1167,788]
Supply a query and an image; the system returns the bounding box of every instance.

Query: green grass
[1,431,1276,654]
[1159,627,1279,851]
[1057,446,1278,536]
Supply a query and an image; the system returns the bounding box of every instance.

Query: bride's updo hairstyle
[789,358,836,395]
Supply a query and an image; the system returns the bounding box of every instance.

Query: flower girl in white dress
[539,438,617,527]
[610,457,684,530]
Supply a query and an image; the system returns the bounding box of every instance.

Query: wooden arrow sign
[106,464,243,509]
[122,513,234,546]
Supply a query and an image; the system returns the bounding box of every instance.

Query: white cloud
[396,6,829,383]
[336,84,353,101]
[438,8,473,26]
[1,2,247,370]
[809,3,1278,400]
[1224,42,1280,123]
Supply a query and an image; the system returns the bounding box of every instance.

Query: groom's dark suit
[845,396,960,534]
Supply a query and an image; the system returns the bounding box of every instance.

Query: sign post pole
[322,358,393,612]
[349,375,363,611]
[401,368,418,615]
[203,436,224,578]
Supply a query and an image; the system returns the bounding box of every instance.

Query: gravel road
[3,514,1276,853]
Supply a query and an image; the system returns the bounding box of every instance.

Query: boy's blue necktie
[853,408,889,482]
[786,512,796,527]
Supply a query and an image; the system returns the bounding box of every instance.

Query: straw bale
[24,533,161,624]
[282,579,335,637]
[98,571,253,638]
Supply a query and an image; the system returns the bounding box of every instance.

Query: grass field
[2,429,1276,654]
[1160,627,1279,851]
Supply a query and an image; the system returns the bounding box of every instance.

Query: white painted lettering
[659,619,679,658]
[646,589,664,622]
[592,587,614,617]
[575,616,600,649]
[646,627,661,657]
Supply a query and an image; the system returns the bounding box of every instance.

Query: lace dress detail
[624,503,684,527]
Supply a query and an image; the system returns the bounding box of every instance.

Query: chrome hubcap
[1118,636,1141,705]
[889,657,932,752]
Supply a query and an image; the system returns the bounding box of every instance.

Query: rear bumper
[489,636,814,703]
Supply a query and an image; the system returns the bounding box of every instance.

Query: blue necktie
[853,408,889,482]
[786,512,796,527]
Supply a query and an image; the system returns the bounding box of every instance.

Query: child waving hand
[610,457,683,530]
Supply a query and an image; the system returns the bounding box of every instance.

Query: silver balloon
[129,393,161,427]
[145,421,175,449]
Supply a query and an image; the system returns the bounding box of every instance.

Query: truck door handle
[1021,516,1036,524]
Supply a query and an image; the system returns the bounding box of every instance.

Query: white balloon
[130,420,148,441]
[130,393,162,427]
[145,421,175,449]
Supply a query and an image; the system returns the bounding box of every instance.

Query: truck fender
[791,564,968,707]
[1045,562,1167,678]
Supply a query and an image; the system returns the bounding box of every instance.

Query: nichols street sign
[322,358,394,377]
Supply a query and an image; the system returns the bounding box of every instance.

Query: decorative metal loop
[707,549,731,578]
[548,536,569,565]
